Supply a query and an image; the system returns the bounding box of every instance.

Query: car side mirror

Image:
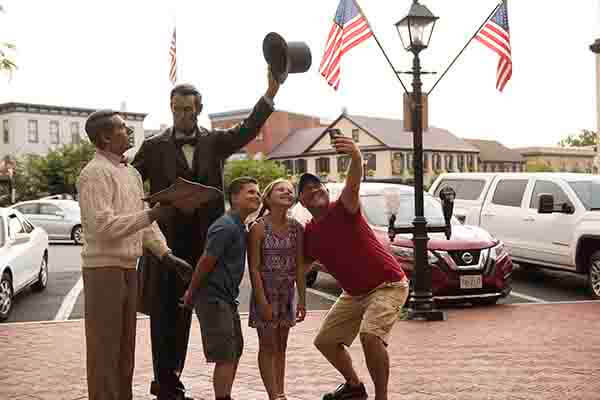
[537,193,554,214]
[55,211,65,218]
[561,203,575,214]
[12,233,30,245]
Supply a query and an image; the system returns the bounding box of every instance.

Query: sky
[0,0,599,148]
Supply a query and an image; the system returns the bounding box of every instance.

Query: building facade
[464,139,525,172]
[0,102,147,161]
[268,114,480,184]
[209,108,324,158]
[515,146,596,173]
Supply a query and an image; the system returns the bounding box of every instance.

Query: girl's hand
[259,302,274,321]
[296,303,306,322]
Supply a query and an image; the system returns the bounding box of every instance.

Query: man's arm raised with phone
[333,136,363,214]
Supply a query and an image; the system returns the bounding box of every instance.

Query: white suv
[429,172,600,298]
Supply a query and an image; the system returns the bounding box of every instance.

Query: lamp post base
[406,295,447,321]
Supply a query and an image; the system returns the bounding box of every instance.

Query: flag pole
[353,0,409,95]
[427,2,502,96]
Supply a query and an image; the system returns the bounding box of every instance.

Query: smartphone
[327,128,343,140]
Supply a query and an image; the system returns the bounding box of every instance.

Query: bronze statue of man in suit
[133,70,280,400]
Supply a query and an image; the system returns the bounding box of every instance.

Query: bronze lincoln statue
[133,70,280,400]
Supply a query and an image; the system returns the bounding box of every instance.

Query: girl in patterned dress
[248,178,307,400]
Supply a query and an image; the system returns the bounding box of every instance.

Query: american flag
[319,0,373,90]
[169,28,177,85]
[475,1,512,92]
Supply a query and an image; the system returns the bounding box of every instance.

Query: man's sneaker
[322,382,368,400]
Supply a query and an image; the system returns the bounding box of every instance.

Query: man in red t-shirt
[297,134,409,400]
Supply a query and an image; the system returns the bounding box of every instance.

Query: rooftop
[268,114,479,159]
[515,146,596,157]
[464,138,523,163]
[209,108,324,123]
[0,102,147,120]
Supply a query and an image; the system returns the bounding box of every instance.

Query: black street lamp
[394,0,437,54]
[388,0,446,321]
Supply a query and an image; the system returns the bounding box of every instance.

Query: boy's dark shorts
[195,297,243,363]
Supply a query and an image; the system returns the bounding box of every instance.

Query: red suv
[292,182,513,305]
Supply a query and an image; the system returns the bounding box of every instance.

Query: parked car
[429,172,600,299]
[0,208,49,321]
[11,200,82,244]
[291,182,513,305]
[40,194,75,200]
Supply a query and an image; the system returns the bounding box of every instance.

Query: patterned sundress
[249,217,300,329]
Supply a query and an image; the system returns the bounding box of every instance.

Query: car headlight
[490,242,508,261]
[390,245,438,264]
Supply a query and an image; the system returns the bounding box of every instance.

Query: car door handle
[482,213,495,217]
[523,216,535,222]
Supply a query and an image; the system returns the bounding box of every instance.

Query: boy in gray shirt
[181,177,260,400]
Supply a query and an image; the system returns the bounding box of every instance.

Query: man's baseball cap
[297,172,322,196]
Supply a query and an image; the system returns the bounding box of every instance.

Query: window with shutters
[294,159,307,174]
[28,120,39,143]
[71,122,81,144]
[391,152,404,175]
[337,155,350,173]
[316,157,330,173]
[49,121,60,144]
[2,120,8,144]
[364,153,376,171]
[282,160,293,173]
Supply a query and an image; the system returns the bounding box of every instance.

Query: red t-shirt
[304,200,406,296]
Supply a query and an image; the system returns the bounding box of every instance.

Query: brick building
[208,109,324,158]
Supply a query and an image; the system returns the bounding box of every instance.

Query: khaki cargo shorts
[195,298,244,363]
[314,280,409,347]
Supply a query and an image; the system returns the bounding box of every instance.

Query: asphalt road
[3,243,596,324]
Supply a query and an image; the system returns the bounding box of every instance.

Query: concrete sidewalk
[1,302,599,400]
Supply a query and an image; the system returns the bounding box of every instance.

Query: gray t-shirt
[195,212,247,306]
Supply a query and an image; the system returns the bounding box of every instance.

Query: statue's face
[171,94,199,133]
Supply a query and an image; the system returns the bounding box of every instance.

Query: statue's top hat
[263,32,312,84]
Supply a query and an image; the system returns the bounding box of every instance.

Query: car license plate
[460,275,482,289]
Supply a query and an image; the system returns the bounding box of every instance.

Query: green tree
[0,5,17,76]
[223,158,287,191]
[10,141,96,201]
[558,129,597,148]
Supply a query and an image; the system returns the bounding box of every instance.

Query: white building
[0,102,147,161]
